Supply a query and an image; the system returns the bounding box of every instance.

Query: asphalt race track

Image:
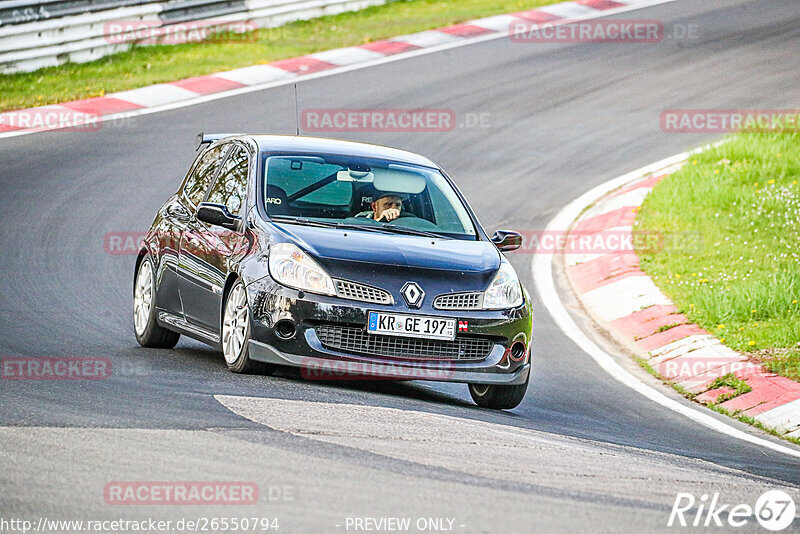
[1,0,800,531]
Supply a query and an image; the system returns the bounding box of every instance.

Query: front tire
[468,376,529,410]
[133,255,180,348]
[221,279,272,374]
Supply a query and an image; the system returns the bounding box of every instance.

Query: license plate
[367,311,456,341]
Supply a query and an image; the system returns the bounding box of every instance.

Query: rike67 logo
[669,490,796,530]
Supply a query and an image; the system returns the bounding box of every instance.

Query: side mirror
[196,202,241,231]
[491,230,522,252]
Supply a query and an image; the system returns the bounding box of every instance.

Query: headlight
[483,260,523,309]
[268,243,335,296]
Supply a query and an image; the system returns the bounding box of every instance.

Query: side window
[428,186,462,232]
[427,177,476,236]
[182,145,227,206]
[206,145,250,216]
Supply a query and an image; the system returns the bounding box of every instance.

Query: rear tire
[468,376,529,410]
[222,279,273,375]
[133,254,180,348]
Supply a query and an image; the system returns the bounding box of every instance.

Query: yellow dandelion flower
[751,309,757,313]
[714,169,720,174]
[794,300,798,304]
[768,179,775,184]
[748,341,756,346]
[754,182,759,186]
[692,160,697,165]
[720,338,725,343]
[716,324,725,330]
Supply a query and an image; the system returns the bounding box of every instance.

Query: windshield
[261,154,478,240]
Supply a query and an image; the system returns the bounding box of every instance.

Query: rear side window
[183,145,227,206]
[206,145,249,216]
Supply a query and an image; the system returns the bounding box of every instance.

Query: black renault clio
[134,134,532,409]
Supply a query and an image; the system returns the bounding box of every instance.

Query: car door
[154,144,227,317]
[178,143,250,331]
[175,143,230,325]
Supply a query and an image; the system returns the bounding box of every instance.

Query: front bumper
[246,278,533,385]
[248,337,530,385]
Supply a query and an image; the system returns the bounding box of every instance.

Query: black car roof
[248,135,439,168]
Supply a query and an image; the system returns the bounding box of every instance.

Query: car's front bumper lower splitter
[248,339,530,385]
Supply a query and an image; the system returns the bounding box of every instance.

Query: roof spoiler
[196,132,245,149]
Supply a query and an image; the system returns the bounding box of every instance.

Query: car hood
[264,223,501,296]
[275,224,500,272]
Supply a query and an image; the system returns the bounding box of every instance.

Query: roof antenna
[293,83,300,136]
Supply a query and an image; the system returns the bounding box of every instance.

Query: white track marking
[389,30,462,48]
[214,64,295,85]
[756,400,800,435]
[466,14,522,32]
[532,147,800,458]
[111,84,201,107]
[579,186,653,220]
[538,2,599,18]
[310,47,387,65]
[580,276,671,321]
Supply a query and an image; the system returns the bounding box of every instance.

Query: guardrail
[0,1,159,26]
[0,0,387,73]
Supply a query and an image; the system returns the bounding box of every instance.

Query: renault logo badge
[401,282,424,308]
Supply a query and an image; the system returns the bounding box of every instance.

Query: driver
[356,192,404,222]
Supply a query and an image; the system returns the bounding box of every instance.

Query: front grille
[334,279,393,305]
[433,292,483,310]
[315,324,493,361]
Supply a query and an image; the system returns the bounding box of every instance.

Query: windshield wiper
[268,216,340,228]
[269,217,387,232]
[268,216,448,239]
[377,224,448,239]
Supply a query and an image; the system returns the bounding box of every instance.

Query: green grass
[705,373,752,404]
[0,0,562,112]
[635,132,800,382]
